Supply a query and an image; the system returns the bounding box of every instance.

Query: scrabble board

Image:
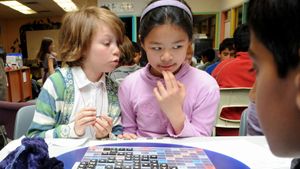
[75,145,215,169]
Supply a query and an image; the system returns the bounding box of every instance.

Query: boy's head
[233,24,250,52]
[118,36,135,66]
[219,38,235,61]
[201,49,215,63]
[248,0,300,157]
[59,6,125,67]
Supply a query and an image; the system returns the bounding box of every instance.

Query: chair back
[0,101,34,139]
[213,88,251,136]
[14,105,36,139]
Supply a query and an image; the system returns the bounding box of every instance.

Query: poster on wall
[101,1,134,13]
[224,21,231,38]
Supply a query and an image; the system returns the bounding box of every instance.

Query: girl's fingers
[162,71,172,90]
[162,71,179,92]
[76,109,96,119]
[156,81,167,96]
[94,121,106,134]
[121,133,137,139]
[177,81,186,95]
[167,72,178,90]
[177,81,184,89]
[100,115,113,126]
[82,107,97,111]
[95,118,112,133]
[127,133,137,139]
[153,87,162,101]
[77,116,96,126]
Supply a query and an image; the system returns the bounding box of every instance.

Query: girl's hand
[118,133,137,140]
[153,71,186,118]
[153,71,186,134]
[74,108,96,136]
[94,115,113,139]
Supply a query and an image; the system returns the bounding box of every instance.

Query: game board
[75,145,215,169]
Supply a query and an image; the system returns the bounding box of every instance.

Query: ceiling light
[0,1,37,14]
[52,0,78,12]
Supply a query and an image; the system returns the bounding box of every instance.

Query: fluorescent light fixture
[53,0,78,12]
[0,1,37,14]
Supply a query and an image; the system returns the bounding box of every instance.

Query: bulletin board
[25,29,60,60]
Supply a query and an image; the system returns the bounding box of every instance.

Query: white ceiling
[0,0,97,19]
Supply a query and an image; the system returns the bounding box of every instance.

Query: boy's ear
[295,73,300,109]
[218,52,221,59]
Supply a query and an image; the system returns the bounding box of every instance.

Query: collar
[72,66,106,89]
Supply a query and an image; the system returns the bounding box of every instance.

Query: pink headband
[140,0,193,22]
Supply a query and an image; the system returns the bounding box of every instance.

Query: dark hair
[37,37,53,62]
[202,48,215,62]
[233,24,250,52]
[132,42,141,53]
[219,38,234,53]
[247,0,300,78]
[139,0,193,44]
[139,50,148,67]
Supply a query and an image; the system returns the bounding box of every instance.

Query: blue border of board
[57,142,250,169]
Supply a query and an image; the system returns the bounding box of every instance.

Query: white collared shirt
[70,66,108,138]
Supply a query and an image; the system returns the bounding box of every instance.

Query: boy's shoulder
[46,67,71,90]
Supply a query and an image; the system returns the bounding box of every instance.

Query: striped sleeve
[26,71,68,138]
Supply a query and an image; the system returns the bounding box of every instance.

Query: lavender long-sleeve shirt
[118,63,220,137]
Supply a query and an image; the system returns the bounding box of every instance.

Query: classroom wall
[0,16,61,56]
[74,0,97,8]
[98,0,221,15]
[0,1,97,57]
[186,0,220,13]
[220,0,247,10]
[0,20,5,49]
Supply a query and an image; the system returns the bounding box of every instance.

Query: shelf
[5,67,32,102]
